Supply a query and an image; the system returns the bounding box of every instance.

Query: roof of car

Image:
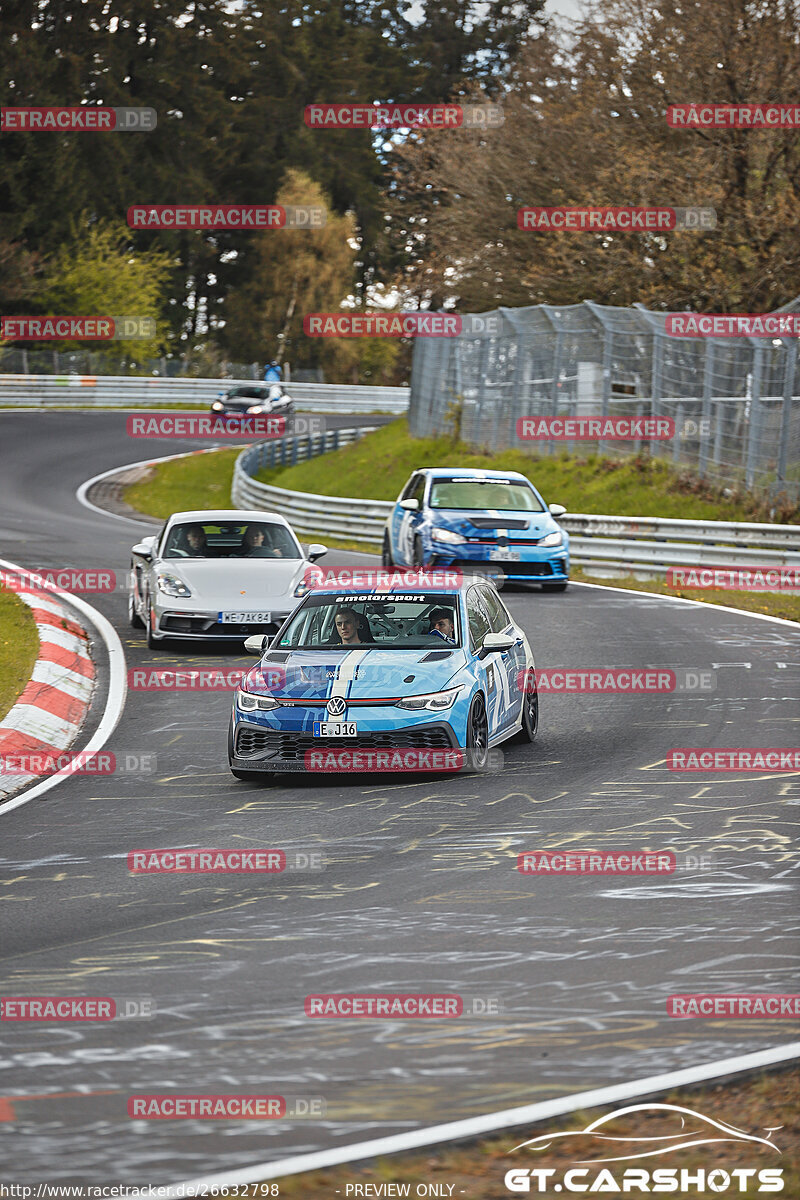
[166,509,290,526]
[415,468,531,482]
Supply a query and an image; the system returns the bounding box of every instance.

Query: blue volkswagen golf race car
[227,575,538,781]
[382,467,569,591]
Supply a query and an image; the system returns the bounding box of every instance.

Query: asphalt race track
[1,411,798,1183]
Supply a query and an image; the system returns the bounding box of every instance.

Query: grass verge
[0,584,39,721]
[254,1067,798,1197]
[122,424,798,623]
[256,419,799,523]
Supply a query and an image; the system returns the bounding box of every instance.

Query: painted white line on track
[165,1041,800,1191]
[0,556,127,815]
[570,579,800,631]
[75,445,249,525]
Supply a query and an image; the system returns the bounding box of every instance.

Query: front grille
[162,615,281,635]
[235,723,455,761]
[450,560,554,578]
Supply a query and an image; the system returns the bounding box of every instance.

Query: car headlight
[211,401,224,411]
[431,528,466,545]
[236,688,283,711]
[246,404,265,414]
[156,573,192,598]
[537,530,563,547]
[396,686,461,711]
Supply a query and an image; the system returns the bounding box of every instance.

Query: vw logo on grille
[326,696,346,716]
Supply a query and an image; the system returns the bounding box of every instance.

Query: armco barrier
[0,374,409,415]
[232,433,800,576]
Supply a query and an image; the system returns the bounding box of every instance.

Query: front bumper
[433,549,569,582]
[230,716,459,773]
[154,608,291,640]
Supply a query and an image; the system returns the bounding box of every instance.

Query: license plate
[313,721,357,737]
[218,611,272,624]
[489,549,521,562]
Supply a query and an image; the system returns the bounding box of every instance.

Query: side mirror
[399,497,420,512]
[307,543,327,562]
[548,503,567,518]
[131,541,154,562]
[244,634,269,655]
[479,631,514,659]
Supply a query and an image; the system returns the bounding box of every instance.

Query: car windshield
[162,522,301,559]
[227,387,268,401]
[428,479,544,511]
[276,593,462,649]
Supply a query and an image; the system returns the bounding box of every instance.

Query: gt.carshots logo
[504,1103,784,1193]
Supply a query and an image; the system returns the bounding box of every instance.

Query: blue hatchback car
[382,468,569,590]
[228,576,538,781]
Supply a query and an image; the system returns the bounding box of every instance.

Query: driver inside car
[428,607,456,643]
[241,525,283,558]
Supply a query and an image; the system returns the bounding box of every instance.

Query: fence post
[699,341,714,478]
[598,325,612,456]
[650,332,663,460]
[776,340,797,489]
[745,346,764,490]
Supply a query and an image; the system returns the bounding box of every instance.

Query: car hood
[156,557,305,601]
[432,508,560,537]
[244,646,467,700]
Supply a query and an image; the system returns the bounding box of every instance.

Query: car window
[466,586,491,652]
[405,474,426,506]
[399,474,418,501]
[276,594,461,649]
[481,586,511,633]
[428,479,544,511]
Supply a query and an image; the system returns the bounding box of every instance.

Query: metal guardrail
[232,431,800,576]
[0,374,410,414]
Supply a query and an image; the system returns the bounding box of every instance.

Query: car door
[394,473,426,565]
[466,584,512,739]
[480,584,524,724]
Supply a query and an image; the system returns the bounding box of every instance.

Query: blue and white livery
[382,467,569,591]
[228,575,538,780]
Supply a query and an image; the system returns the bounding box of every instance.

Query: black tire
[381,532,394,567]
[128,581,144,629]
[516,679,539,743]
[465,693,489,771]
[412,535,426,569]
[542,580,568,593]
